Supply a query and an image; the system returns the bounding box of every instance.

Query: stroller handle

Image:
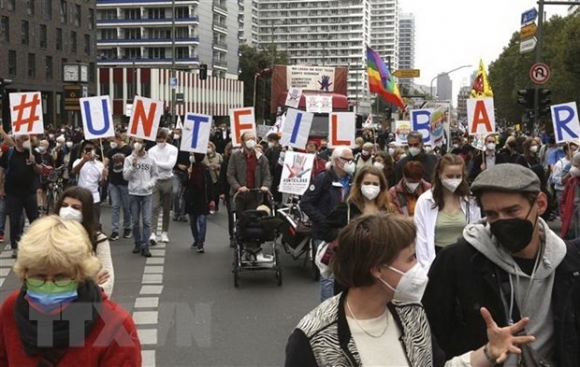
[232,188,272,203]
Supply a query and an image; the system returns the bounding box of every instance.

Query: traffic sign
[520,23,537,40]
[170,77,178,89]
[393,69,420,78]
[521,8,538,26]
[520,37,537,54]
[530,63,551,85]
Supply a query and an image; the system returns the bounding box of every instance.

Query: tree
[238,44,290,123]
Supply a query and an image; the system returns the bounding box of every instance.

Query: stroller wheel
[274,247,282,286]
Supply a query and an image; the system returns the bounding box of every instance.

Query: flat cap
[471,163,540,194]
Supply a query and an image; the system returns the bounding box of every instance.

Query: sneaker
[0,234,4,243]
[196,243,205,253]
[11,249,18,258]
[149,234,157,246]
[141,248,152,257]
[179,216,188,222]
[132,245,140,254]
[191,242,199,249]
[160,232,169,243]
[209,201,216,215]
[109,232,119,241]
[123,229,132,238]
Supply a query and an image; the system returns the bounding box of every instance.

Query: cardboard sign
[395,121,412,145]
[285,88,303,109]
[410,109,432,144]
[127,96,163,140]
[466,98,495,136]
[328,112,355,148]
[80,96,115,140]
[229,107,256,147]
[305,95,332,113]
[9,92,44,134]
[278,151,315,195]
[280,108,314,149]
[551,102,580,144]
[180,113,212,153]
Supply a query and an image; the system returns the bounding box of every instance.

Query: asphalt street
[0,206,319,367]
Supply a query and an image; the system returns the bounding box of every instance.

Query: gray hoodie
[122,151,159,196]
[463,217,566,365]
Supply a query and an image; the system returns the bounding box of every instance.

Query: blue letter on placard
[553,105,579,142]
[83,98,111,135]
[187,114,210,149]
[411,110,431,143]
[290,112,303,144]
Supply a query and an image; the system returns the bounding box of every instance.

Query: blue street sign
[170,77,178,88]
[521,8,538,26]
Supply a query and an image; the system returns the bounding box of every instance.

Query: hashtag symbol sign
[10,92,42,133]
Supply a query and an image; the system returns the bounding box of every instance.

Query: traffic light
[517,88,534,109]
[199,64,208,80]
[539,88,552,117]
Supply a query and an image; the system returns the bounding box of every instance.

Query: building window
[6,0,14,11]
[147,8,163,19]
[101,29,117,40]
[175,47,188,58]
[21,21,29,45]
[88,62,95,83]
[88,8,94,30]
[40,24,47,48]
[42,0,52,20]
[59,0,66,23]
[124,28,140,40]
[56,27,62,50]
[45,55,53,79]
[84,34,90,55]
[74,4,80,27]
[147,48,165,59]
[28,53,35,78]
[1,16,9,42]
[124,9,140,20]
[8,50,16,75]
[70,31,76,53]
[175,7,188,18]
[26,0,35,15]
[100,83,110,96]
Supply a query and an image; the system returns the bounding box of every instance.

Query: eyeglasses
[26,275,75,288]
[339,157,354,164]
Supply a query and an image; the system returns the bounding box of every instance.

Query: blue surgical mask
[26,279,79,313]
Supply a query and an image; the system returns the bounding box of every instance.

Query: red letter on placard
[130,100,157,137]
[470,100,492,134]
[331,114,350,146]
[233,109,253,136]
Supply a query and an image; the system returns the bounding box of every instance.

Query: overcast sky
[400,0,568,99]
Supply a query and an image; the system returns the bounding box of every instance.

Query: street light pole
[533,0,545,129]
[171,0,176,127]
[429,64,472,100]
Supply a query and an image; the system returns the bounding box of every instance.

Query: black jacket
[423,237,580,366]
[395,152,439,183]
[467,151,508,182]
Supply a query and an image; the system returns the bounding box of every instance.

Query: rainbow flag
[366,46,405,110]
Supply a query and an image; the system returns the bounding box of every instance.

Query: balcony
[213,1,228,16]
[213,59,227,69]
[97,15,199,27]
[213,22,227,34]
[97,36,200,46]
[97,0,200,7]
[212,40,228,52]
[97,56,200,67]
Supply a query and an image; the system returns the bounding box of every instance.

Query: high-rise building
[398,13,415,85]
[96,0,240,79]
[569,0,579,15]
[239,0,259,47]
[436,73,453,101]
[456,86,471,121]
[370,0,399,72]
[257,0,373,103]
[0,0,98,126]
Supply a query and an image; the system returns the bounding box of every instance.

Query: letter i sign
[9,92,45,134]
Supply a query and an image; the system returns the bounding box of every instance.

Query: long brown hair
[347,165,397,213]
[54,186,99,251]
[431,154,471,210]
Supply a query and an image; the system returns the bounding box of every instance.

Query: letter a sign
[80,96,115,140]
[466,98,495,136]
[128,96,163,140]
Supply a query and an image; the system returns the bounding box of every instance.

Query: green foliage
[238,44,290,122]
[488,14,580,129]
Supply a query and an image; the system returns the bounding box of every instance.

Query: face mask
[23,141,31,150]
[377,263,429,303]
[207,148,214,155]
[60,129,65,133]
[405,181,420,192]
[279,152,286,161]
[425,146,434,153]
[173,134,180,140]
[441,178,462,193]
[408,147,421,156]
[37,146,46,154]
[66,141,73,148]
[486,143,496,151]
[362,150,370,156]
[452,144,459,149]
[157,141,166,148]
[134,142,143,151]
[245,139,256,150]
[26,279,79,313]
[342,161,356,175]
[189,155,196,163]
[361,184,380,200]
[59,206,83,222]
[570,167,580,177]
[109,142,118,149]
[49,134,55,139]
[373,162,384,170]
[399,154,407,159]
[490,205,537,253]
[530,145,538,153]
[85,149,95,158]
[388,148,395,155]
[268,142,275,148]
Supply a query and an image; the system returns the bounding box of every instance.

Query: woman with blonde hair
[320,165,399,297]
[0,216,141,366]
[414,154,481,270]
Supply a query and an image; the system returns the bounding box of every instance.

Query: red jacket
[0,291,141,366]
[560,176,580,238]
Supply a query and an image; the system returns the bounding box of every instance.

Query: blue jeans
[172,174,185,218]
[189,214,207,245]
[130,195,152,250]
[109,184,131,233]
[313,239,335,303]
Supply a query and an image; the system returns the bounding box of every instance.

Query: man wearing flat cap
[422,163,580,366]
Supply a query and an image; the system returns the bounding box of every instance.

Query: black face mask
[489,204,537,253]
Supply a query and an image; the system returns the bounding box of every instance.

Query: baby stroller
[277,196,318,280]
[232,189,285,288]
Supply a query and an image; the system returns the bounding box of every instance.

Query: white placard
[305,95,333,113]
[466,98,496,136]
[286,65,335,91]
[551,102,580,144]
[180,113,212,153]
[278,151,315,195]
[9,92,44,135]
[328,112,356,148]
[80,96,115,140]
[285,88,303,108]
[395,120,412,145]
[229,107,256,147]
[127,96,163,140]
[280,108,314,149]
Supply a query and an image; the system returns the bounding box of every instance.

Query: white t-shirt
[73,159,104,203]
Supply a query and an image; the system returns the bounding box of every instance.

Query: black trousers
[6,193,38,248]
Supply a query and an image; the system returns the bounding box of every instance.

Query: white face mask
[22,141,31,150]
[361,184,380,201]
[173,134,180,141]
[388,148,395,155]
[59,207,83,223]
[399,154,407,159]
[424,146,433,153]
[268,142,275,148]
[530,145,538,153]
[342,161,356,175]
[66,141,73,148]
[441,178,462,193]
[377,263,429,303]
[361,150,371,157]
[134,142,143,152]
[408,147,421,156]
[37,146,46,154]
[157,141,166,148]
[452,144,459,149]
[373,162,384,170]
[570,167,580,177]
[405,181,420,192]
[189,155,196,163]
[109,142,118,149]
[486,142,496,151]
[245,139,256,150]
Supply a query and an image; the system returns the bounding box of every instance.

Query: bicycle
[45,166,66,215]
